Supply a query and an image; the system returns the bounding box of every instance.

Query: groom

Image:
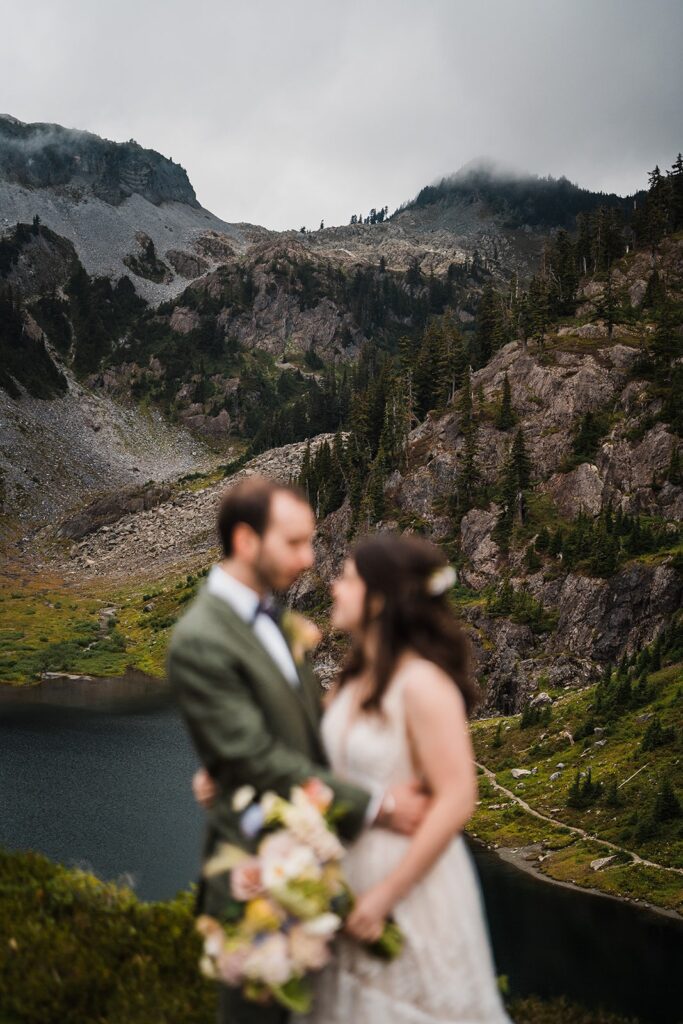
[168,475,428,1024]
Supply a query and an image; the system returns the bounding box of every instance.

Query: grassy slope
[0,561,207,684]
[469,658,683,914]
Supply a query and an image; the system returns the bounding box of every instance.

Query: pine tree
[454,367,480,514]
[510,428,532,490]
[640,716,675,752]
[378,373,412,473]
[653,778,681,822]
[496,373,515,430]
[299,440,313,500]
[495,429,532,548]
[528,275,550,349]
[546,228,579,316]
[458,419,480,512]
[650,301,683,379]
[366,447,388,522]
[473,283,500,367]
[603,776,621,807]
[535,526,550,552]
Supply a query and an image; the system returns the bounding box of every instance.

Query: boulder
[590,855,617,872]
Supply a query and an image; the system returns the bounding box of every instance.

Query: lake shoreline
[469,837,682,923]
[0,669,168,709]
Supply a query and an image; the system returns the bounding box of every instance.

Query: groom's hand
[192,767,218,808]
[378,779,429,835]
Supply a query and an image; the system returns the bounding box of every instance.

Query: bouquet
[196,778,403,1013]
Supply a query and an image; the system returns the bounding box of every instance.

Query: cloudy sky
[3,0,682,230]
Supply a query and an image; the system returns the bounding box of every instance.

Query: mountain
[0,114,267,304]
[300,159,641,286]
[402,158,639,229]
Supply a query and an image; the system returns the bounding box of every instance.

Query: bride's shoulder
[397,657,466,712]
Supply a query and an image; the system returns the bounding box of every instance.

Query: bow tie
[251,597,282,626]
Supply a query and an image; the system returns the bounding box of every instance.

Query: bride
[303,532,511,1024]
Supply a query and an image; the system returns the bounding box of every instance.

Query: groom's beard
[252,547,298,594]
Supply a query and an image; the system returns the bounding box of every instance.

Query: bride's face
[331,558,367,633]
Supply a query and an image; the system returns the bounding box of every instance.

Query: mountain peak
[0,116,199,208]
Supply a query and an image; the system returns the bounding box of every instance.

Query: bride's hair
[337,532,479,715]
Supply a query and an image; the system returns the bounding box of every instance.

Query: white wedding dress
[302,661,512,1024]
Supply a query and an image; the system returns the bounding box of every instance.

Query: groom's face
[253,491,316,591]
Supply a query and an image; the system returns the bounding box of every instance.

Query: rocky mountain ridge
[0,115,269,303]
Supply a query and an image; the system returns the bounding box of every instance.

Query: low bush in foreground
[0,849,642,1024]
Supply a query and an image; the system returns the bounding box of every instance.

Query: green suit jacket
[167,581,371,918]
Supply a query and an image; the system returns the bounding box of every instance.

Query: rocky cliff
[0,114,198,207]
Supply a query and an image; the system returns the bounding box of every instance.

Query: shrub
[0,849,215,1024]
[566,768,603,809]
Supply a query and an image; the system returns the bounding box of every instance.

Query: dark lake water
[1,678,682,1024]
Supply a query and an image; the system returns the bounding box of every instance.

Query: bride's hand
[345,884,394,944]
[192,767,218,808]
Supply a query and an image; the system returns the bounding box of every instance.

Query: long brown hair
[337,532,479,715]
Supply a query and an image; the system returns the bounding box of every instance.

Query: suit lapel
[204,591,323,754]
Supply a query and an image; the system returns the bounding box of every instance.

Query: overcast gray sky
[3,0,682,230]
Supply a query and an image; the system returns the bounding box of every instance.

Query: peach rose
[301,777,334,813]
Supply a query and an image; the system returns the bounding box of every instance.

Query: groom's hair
[217,476,309,556]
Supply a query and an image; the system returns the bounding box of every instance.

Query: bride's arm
[345,663,478,942]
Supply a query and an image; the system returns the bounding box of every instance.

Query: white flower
[243,933,292,988]
[199,953,218,980]
[260,834,322,892]
[301,913,342,938]
[204,931,224,959]
[260,791,280,819]
[426,564,456,596]
[281,798,345,861]
[232,785,256,812]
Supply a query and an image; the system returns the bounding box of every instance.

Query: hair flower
[426,565,456,596]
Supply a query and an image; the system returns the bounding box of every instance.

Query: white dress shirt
[206,564,300,686]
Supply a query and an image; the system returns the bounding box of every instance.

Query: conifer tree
[473,283,500,367]
[653,777,681,822]
[496,373,515,430]
[510,428,532,490]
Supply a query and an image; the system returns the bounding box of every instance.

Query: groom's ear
[232,521,262,563]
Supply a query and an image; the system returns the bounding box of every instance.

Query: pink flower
[230,858,264,901]
[301,777,334,813]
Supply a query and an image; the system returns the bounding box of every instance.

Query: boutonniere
[279,610,322,665]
